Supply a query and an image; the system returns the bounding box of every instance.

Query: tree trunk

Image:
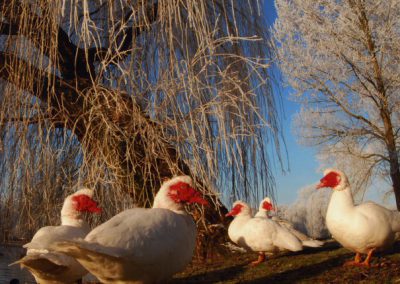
[387,143,400,210]
[391,165,400,211]
[381,110,400,210]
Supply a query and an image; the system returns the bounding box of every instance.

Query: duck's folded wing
[24,225,88,251]
[10,254,69,274]
[272,224,303,252]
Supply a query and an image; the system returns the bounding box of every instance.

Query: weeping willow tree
[0,0,283,246]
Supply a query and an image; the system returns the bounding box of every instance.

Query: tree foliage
[273,0,400,208]
[0,0,282,239]
[280,185,331,239]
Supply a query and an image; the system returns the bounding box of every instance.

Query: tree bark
[382,110,400,210]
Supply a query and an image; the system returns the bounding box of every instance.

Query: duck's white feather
[324,169,400,254]
[255,197,324,248]
[52,176,200,284]
[11,189,96,284]
[54,209,195,283]
[227,202,303,254]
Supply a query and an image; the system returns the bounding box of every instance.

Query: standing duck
[317,168,400,266]
[226,200,303,265]
[11,188,102,283]
[52,176,208,283]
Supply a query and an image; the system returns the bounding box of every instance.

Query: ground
[173,241,400,283]
[3,240,400,283]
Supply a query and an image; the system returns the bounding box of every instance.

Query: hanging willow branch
[0,0,283,241]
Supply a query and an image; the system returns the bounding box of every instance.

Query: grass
[173,241,400,283]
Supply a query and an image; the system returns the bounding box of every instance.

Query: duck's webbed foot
[249,252,266,266]
[344,249,377,268]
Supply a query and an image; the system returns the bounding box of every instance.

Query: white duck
[255,197,323,248]
[317,168,400,267]
[11,188,102,284]
[226,200,303,265]
[52,175,208,284]
[254,197,275,218]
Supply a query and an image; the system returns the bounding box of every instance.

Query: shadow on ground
[174,243,347,283]
[174,240,400,283]
[173,262,248,283]
[243,254,348,284]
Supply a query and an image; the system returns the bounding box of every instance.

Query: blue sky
[264,1,321,205]
[273,97,321,205]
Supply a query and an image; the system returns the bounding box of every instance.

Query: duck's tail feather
[51,241,123,279]
[302,239,324,248]
[9,255,68,275]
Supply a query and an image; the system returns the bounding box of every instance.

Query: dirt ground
[4,240,400,283]
[173,241,400,283]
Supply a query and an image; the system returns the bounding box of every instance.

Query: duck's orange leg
[250,252,266,266]
[344,249,376,267]
[361,248,376,267]
[343,252,362,266]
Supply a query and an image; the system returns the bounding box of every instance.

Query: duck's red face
[262,200,274,211]
[225,203,244,217]
[168,181,208,205]
[72,194,102,213]
[316,171,341,189]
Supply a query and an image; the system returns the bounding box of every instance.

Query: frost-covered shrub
[281,185,331,239]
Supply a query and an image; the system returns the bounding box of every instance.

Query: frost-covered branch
[273,0,400,208]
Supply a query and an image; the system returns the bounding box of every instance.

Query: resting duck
[317,168,400,266]
[226,200,303,265]
[255,197,323,248]
[254,197,274,218]
[11,188,101,283]
[52,176,208,283]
